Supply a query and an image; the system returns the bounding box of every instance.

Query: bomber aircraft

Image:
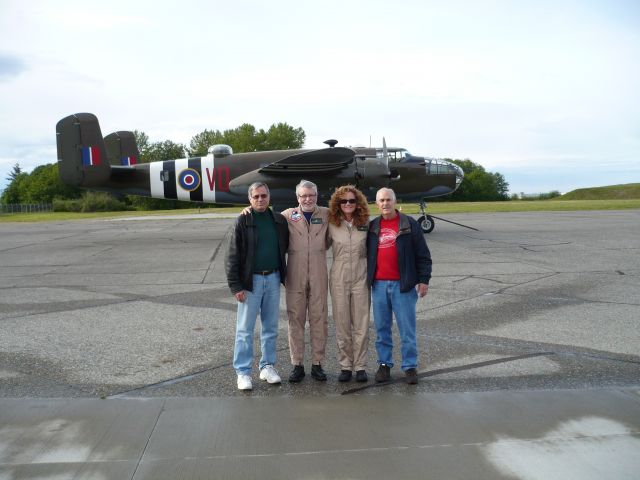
[56,113,464,232]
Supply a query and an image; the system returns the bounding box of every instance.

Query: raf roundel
[178,168,201,192]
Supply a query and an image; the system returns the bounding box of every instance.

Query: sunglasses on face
[251,194,269,199]
[340,198,357,205]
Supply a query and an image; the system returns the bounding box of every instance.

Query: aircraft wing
[258,147,355,174]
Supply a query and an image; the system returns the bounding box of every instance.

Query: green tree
[133,130,150,160]
[492,172,509,200]
[1,164,81,204]
[260,123,305,150]
[222,123,260,153]
[141,139,187,163]
[189,129,224,156]
[6,162,22,183]
[22,164,82,203]
[448,159,509,201]
[1,171,28,203]
[188,122,305,156]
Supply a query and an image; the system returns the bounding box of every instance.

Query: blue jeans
[371,280,418,371]
[233,272,280,375]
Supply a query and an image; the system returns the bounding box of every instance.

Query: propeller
[381,137,390,176]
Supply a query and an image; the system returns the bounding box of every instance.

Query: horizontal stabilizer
[56,113,110,187]
[258,147,355,175]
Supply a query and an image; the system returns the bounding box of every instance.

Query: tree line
[1,122,509,208]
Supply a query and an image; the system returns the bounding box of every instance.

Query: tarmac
[1,210,639,479]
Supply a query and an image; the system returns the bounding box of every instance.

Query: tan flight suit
[328,221,370,371]
[281,205,329,365]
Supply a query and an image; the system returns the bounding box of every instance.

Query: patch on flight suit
[290,210,302,222]
[357,225,369,231]
[311,218,323,224]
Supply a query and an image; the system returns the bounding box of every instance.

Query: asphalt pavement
[0,210,639,479]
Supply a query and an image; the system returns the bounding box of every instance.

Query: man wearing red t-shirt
[366,188,432,384]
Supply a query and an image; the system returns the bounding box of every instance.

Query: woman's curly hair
[328,185,369,227]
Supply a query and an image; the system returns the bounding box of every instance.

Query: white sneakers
[237,374,252,391]
[259,365,282,384]
[237,366,281,390]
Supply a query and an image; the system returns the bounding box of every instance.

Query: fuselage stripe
[188,158,203,202]
[202,154,216,203]
[163,160,177,199]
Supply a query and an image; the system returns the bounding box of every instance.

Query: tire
[417,215,435,233]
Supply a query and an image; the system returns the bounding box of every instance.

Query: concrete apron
[1,388,640,480]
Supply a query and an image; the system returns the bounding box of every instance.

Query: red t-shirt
[375,215,400,280]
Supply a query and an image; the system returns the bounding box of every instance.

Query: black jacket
[366,212,432,292]
[225,209,289,294]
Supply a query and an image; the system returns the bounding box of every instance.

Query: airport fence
[0,203,53,214]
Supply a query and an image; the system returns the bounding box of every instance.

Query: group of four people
[225,180,431,390]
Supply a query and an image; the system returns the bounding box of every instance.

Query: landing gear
[417,201,435,233]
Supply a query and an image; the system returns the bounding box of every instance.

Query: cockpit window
[376,148,410,163]
[427,158,459,175]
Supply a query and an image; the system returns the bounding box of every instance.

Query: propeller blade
[381,137,390,176]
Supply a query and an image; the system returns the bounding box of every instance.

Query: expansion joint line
[341,351,554,395]
[202,225,232,283]
[129,399,166,480]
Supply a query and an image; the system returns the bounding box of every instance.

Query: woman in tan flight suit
[327,185,370,382]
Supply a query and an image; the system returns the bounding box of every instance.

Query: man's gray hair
[295,179,318,196]
[248,182,270,198]
[376,187,396,201]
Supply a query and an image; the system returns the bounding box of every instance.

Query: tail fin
[104,131,140,166]
[56,113,111,187]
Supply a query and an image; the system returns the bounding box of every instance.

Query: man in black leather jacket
[225,182,289,390]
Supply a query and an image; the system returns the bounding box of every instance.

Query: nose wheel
[417,201,435,233]
[416,200,479,233]
[417,214,435,233]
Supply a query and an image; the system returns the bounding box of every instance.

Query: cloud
[0,52,27,80]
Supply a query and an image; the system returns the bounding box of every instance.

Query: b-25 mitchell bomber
[56,113,464,232]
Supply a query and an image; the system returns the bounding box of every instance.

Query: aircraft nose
[452,162,464,186]
[425,158,464,185]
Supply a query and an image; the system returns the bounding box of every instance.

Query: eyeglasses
[251,194,268,199]
[298,194,317,199]
[339,199,357,205]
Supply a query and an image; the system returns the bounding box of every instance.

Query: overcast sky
[1,0,638,195]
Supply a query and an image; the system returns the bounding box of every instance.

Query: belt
[254,269,277,275]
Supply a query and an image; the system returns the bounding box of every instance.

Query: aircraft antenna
[323,139,338,148]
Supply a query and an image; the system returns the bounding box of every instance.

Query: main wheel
[417,215,435,233]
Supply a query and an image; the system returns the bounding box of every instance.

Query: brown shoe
[405,368,419,385]
[375,364,391,383]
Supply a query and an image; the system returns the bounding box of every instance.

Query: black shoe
[311,364,327,381]
[405,368,419,385]
[375,364,391,383]
[288,365,305,383]
[355,370,368,383]
[338,370,352,382]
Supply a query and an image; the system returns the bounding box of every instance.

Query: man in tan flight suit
[281,180,330,383]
